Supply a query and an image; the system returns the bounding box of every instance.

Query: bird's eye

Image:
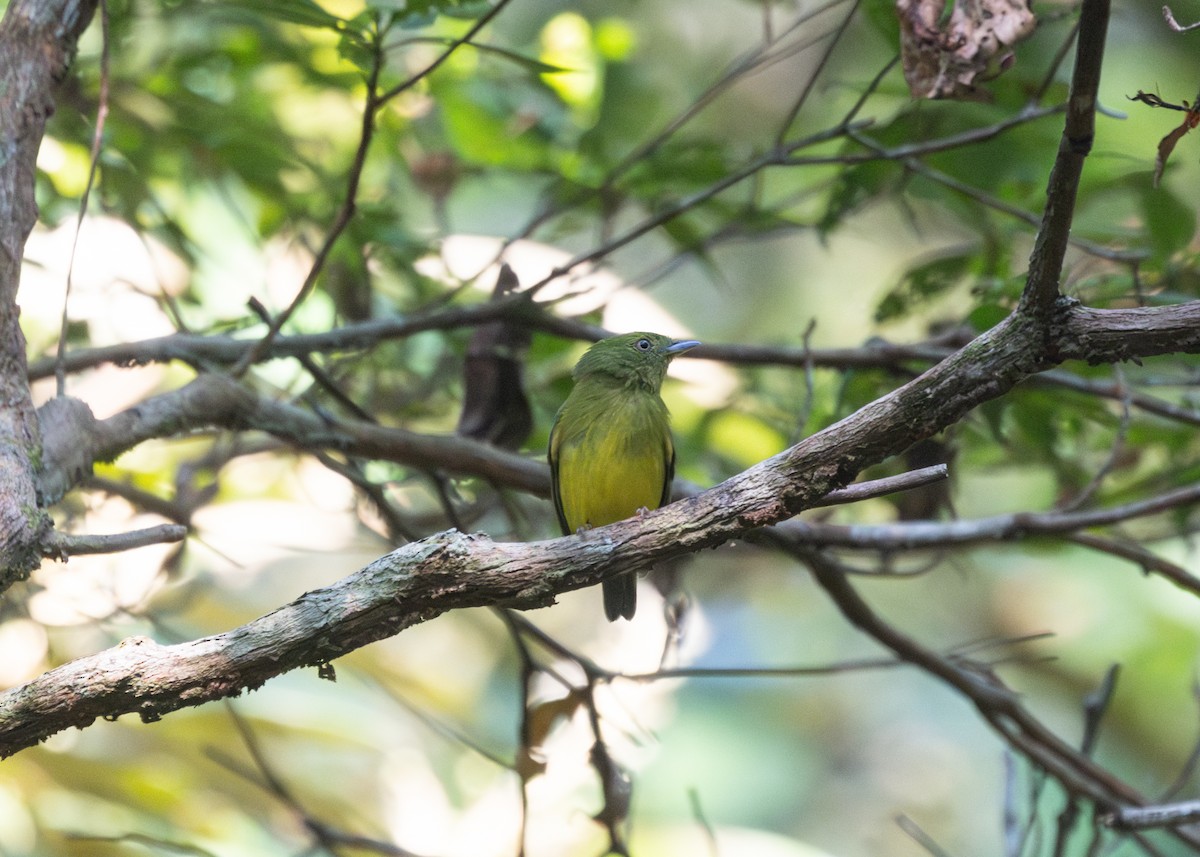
[635,338,652,351]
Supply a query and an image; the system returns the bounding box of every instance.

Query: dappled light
[3,1,1200,856]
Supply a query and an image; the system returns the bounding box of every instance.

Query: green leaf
[410,38,570,74]
[818,160,897,237]
[225,0,344,30]
[875,250,973,322]
[967,302,1008,331]
[470,42,571,75]
[367,0,492,27]
[1139,184,1197,264]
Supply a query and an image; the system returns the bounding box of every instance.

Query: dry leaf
[455,263,533,450]
[897,0,1037,100]
[516,689,586,782]
[1128,90,1200,186]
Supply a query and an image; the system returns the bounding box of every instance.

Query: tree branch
[1104,798,1200,830]
[802,550,1200,850]
[25,301,964,380]
[10,288,1200,755]
[769,483,1200,596]
[29,299,1200,517]
[1019,0,1110,319]
[0,0,99,586]
[43,524,188,557]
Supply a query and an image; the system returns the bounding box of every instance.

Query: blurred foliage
[8,0,1200,855]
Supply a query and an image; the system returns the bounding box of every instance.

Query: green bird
[549,332,701,621]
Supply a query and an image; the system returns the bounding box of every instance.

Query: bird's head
[573,332,701,392]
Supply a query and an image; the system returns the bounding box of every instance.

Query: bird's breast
[554,393,671,532]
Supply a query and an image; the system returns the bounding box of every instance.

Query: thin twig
[375,0,515,106]
[853,139,1142,263]
[1104,799,1200,830]
[689,788,721,857]
[802,549,1200,850]
[56,0,109,397]
[42,523,187,556]
[897,814,956,857]
[773,0,861,147]
[815,464,947,506]
[1032,18,1081,105]
[232,26,385,377]
[1057,367,1132,512]
[1163,5,1200,32]
[65,834,217,857]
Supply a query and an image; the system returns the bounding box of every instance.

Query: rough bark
[8,292,1198,759]
[0,0,99,585]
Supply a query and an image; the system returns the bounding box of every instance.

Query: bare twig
[1063,533,1200,598]
[42,524,188,557]
[497,610,535,857]
[773,479,1200,551]
[217,707,431,857]
[504,0,855,249]
[25,307,958,380]
[1104,799,1200,831]
[65,834,217,857]
[1058,369,1132,513]
[1033,18,1082,104]
[1020,0,1110,318]
[897,814,956,857]
[851,139,1142,263]
[525,104,1065,298]
[816,464,947,505]
[1080,665,1120,757]
[1034,370,1200,429]
[375,0,515,106]
[689,788,721,857]
[28,295,535,380]
[802,550,1200,850]
[1163,5,1200,32]
[773,0,860,147]
[232,25,385,377]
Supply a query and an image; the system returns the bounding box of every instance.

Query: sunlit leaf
[225,0,344,30]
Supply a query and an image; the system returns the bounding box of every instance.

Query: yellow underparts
[554,388,672,532]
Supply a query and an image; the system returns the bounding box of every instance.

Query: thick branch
[32,301,1200,512]
[10,289,1200,756]
[84,373,548,493]
[0,0,98,586]
[0,304,1070,755]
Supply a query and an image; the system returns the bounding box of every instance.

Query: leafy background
[4,0,1200,855]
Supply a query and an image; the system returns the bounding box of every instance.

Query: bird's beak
[664,339,701,355]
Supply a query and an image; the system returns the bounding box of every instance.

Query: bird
[548,332,700,621]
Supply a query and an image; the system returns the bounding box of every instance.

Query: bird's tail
[603,573,637,621]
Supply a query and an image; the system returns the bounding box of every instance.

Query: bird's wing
[548,415,571,535]
[660,431,675,508]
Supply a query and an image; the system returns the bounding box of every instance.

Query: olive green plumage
[548,332,700,621]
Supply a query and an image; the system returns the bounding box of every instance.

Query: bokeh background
[4,0,1200,855]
